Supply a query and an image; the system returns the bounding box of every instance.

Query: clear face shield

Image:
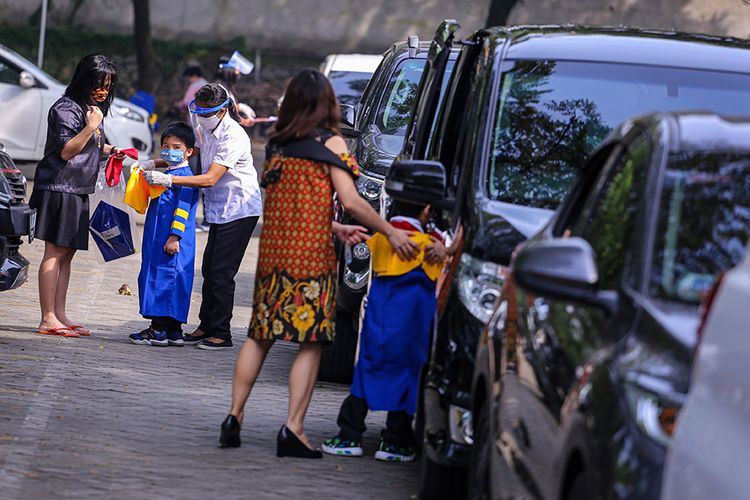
[188,98,231,142]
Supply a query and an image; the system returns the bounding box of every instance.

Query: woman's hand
[164,235,180,255]
[425,238,448,265]
[332,222,369,245]
[144,170,173,188]
[385,228,419,261]
[86,106,104,131]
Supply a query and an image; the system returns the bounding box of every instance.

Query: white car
[661,241,750,499]
[319,53,382,107]
[0,44,153,162]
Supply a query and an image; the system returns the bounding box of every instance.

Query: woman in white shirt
[146,83,262,349]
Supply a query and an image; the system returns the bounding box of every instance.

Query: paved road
[0,153,419,499]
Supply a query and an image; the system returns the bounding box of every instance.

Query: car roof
[482,25,750,74]
[324,53,383,73]
[671,113,750,154]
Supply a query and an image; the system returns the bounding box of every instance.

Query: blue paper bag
[89,201,136,262]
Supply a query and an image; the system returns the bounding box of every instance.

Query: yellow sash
[367,232,444,281]
[123,167,167,214]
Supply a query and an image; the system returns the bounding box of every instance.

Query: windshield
[650,152,750,305]
[488,60,750,209]
[375,59,427,137]
[328,70,372,106]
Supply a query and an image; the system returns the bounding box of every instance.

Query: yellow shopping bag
[123,166,167,214]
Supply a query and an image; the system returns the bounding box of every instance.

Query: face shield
[188,98,231,140]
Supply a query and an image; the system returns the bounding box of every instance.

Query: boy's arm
[170,185,196,239]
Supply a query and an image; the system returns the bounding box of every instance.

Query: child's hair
[390,200,428,219]
[195,83,242,122]
[161,121,196,149]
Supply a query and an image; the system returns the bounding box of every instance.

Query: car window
[375,59,426,136]
[650,152,750,304]
[0,58,21,86]
[327,70,372,107]
[487,60,750,210]
[574,133,649,290]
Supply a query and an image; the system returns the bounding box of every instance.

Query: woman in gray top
[29,54,126,338]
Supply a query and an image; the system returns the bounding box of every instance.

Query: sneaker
[167,329,184,346]
[374,439,416,463]
[149,330,169,347]
[129,327,154,345]
[182,330,212,345]
[195,338,233,350]
[196,221,210,233]
[322,436,363,457]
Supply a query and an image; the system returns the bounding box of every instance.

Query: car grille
[0,150,25,204]
[5,171,26,203]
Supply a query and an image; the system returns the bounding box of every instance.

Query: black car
[386,22,750,499]
[318,34,459,383]
[468,112,750,499]
[0,143,34,291]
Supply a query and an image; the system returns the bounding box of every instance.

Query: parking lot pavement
[0,229,419,498]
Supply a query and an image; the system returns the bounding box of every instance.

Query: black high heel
[219,415,241,448]
[276,425,322,459]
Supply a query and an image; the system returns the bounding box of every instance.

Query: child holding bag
[128,122,200,346]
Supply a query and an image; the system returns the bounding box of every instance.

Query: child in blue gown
[323,201,448,462]
[129,122,199,346]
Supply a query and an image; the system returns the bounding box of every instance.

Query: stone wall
[507,0,750,39]
[0,0,489,56]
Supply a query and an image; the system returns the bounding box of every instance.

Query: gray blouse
[33,96,104,195]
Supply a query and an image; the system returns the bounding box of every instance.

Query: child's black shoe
[167,329,184,346]
[374,439,416,462]
[149,330,169,347]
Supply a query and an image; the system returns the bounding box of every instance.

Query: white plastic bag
[88,166,141,264]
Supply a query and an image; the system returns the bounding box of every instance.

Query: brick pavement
[0,221,419,499]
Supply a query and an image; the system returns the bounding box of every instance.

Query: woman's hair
[65,54,117,114]
[271,69,341,144]
[161,121,196,149]
[194,83,241,122]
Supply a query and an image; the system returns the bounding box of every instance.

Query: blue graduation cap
[89,201,136,262]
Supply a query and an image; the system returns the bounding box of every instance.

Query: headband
[188,99,231,115]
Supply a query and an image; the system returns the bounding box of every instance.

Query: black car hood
[471,199,555,265]
[356,126,405,178]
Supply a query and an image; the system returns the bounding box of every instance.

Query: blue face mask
[160,148,185,165]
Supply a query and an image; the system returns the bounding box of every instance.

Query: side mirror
[340,104,356,128]
[513,237,618,314]
[385,159,454,209]
[19,71,36,89]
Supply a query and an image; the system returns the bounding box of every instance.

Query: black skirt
[29,189,90,250]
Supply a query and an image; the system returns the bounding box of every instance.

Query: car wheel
[318,308,358,384]
[420,453,467,500]
[466,400,491,500]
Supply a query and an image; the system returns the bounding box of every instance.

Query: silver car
[0,44,153,162]
[662,240,750,499]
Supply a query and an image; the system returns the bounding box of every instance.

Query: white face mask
[196,112,223,131]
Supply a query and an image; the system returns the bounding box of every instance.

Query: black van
[386,22,750,498]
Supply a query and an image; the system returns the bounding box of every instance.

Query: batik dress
[249,132,359,343]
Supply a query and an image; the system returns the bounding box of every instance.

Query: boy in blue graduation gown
[129,122,199,346]
[322,201,448,462]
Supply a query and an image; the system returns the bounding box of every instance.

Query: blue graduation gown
[350,268,436,415]
[137,165,199,323]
